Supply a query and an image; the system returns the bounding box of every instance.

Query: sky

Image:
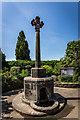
[1,2,78,61]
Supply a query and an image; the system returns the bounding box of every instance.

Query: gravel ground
[1,87,80,120]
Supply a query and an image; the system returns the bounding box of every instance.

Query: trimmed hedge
[60,76,73,83]
[42,65,53,77]
[8,60,59,69]
[8,60,35,70]
[10,66,20,76]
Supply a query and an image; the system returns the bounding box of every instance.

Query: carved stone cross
[31,16,44,32]
[31,16,44,68]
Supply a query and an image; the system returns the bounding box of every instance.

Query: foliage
[53,62,62,75]
[1,39,80,92]
[0,49,6,69]
[57,75,61,82]
[73,70,79,82]
[8,60,35,70]
[61,39,80,82]
[10,66,20,76]
[15,30,31,60]
[41,60,59,68]
[51,75,58,82]
[2,67,9,73]
[11,76,18,81]
[10,76,23,89]
[16,69,29,81]
[1,69,23,92]
[17,73,26,81]
[21,69,30,76]
[8,60,59,71]
[2,71,10,83]
[2,52,6,68]
[42,65,53,77]
[25,65,32,71]
[60,76,73,83]
[78,76,80,83]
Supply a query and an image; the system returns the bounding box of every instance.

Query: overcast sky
[2,2,78,61]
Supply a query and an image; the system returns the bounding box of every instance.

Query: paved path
[1,87,80,119]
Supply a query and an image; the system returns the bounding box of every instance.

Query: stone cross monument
[12,16,66,116]
[31,16,46,78]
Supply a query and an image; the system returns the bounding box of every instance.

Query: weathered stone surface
[35,31,41,68]
[24,77,54,103]
[12,93,46,117]
[31,68,46,78]
[31,16,44,68]
[12,92,66,116]
[30,101,58,112]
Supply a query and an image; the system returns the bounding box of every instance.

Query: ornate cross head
[31,16,44,31]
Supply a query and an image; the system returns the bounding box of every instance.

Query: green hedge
[10,66,20,76]
[8,60,35,70]
[42,65,53,77]
[60,76,73,83]
[52,75,58,82]
[8,60,59,69]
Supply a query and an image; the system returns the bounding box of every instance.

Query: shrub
[73,70,79,82]
[2,71,12,92]
[10,66,20,76]
[42,65,53,77]
[78,76,80,83]
[25,65,31,72]
[2,71,10,83]
[57,75,61,82]
[12,76,18,81]
[17,73,26,80]
[2,67,9,73]
[17,69,30,80]
[11,76,23,88]
[41,60,59,68]
[51,75,58,82]
[8,60,35,69]
[53,62,62,75]
[21,69,30,76]
[0,50,6,68]
[2,67,25,92]
[61,76,73,83]
[8,60,59,70]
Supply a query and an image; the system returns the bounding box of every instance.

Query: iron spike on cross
[31,16,44,68]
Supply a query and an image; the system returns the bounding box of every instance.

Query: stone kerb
[54,82,80,88]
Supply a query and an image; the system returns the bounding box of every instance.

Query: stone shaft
[35,31,41,68]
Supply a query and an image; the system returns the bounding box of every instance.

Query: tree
[61,39,80,81]
[0,48,6,69]
[53,62,62,75]
[15,31,31,60]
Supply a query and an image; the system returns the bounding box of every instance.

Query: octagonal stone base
[12,92,66,117]
[23,77,54,103]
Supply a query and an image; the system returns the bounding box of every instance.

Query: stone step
[12,92,67,116]
[30,101,59,113]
